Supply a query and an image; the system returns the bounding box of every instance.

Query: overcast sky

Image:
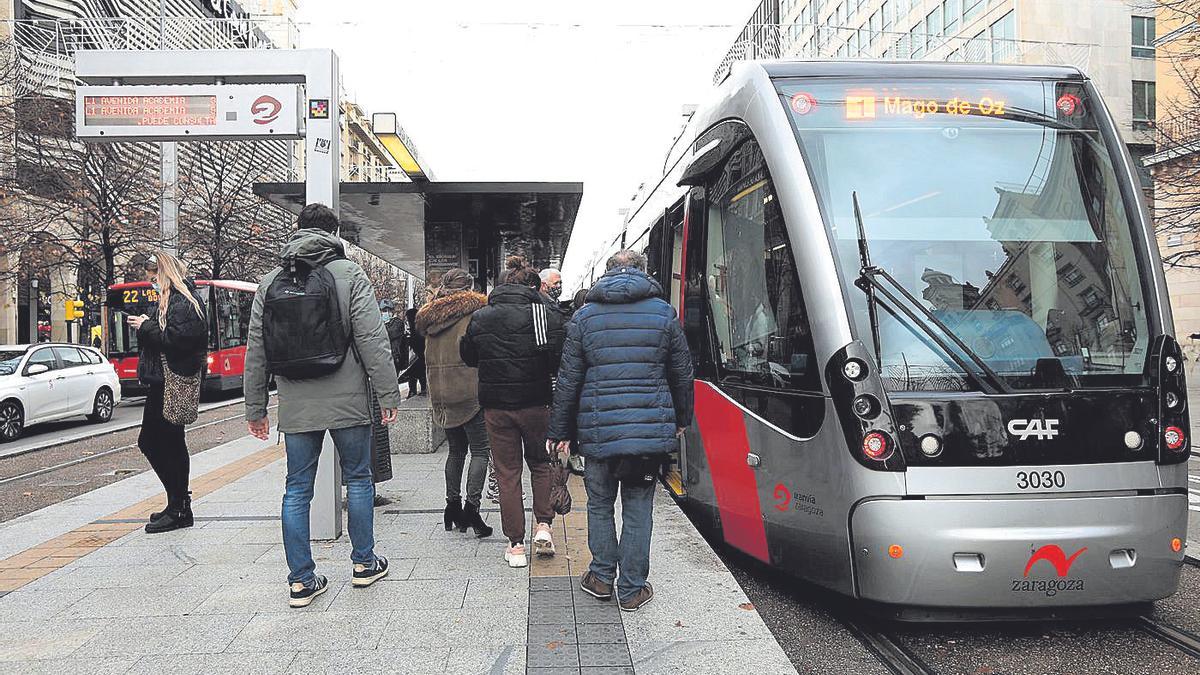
[295,0,756,288]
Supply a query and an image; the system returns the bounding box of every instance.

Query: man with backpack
[244,203,401,608]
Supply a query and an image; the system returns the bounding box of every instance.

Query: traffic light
[65,299,85,321]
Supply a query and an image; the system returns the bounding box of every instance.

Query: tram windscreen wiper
[851,192,1012,395]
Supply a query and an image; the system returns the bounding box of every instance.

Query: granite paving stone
[620,571,771,643]
[445,644,526,675]
[73,614,255,658]
[125,652,298,675]
[463,576,527,607]
[57,584,217,619]
[378,608,528,648]
[0,587,92,622]
[580,667,636,675]
[0,618,110,662]
[409,554,520,578]
[530,576,573,591]
[192,580,346,613]
[0,656,137,675]
[23,562,192,590]
[528,604,575,625]
[326,578,466,611]
[227,610,387,653]
[628,638,798,675]
[572,603,623,624]
[286,649,448,674]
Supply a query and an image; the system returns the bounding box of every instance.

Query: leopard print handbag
[160,355,201,426]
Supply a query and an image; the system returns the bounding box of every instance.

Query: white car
[0,344,122,442]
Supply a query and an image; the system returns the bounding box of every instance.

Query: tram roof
[756,60,1086,82]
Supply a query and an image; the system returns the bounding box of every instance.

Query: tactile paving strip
[527,576,634,675]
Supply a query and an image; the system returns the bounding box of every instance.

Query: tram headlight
[1164,426,1187,452]
[919,434,943,457]
[842,359,867,381]
[862,431,892,460]
[1123,431,1144,450]
[1165,390,1182,410]
[851,394,879,419]
[1165,355,1179,373]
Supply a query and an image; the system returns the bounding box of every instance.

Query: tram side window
[704,140,820,392]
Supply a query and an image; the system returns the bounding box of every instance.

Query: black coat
[460,283,565,410]
[137,281,209,386]
[548,269,694,459]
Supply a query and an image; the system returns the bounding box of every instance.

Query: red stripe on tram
[694,380,770,562]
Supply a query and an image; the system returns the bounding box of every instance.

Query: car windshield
[778,77,1152,391]
[0,350,26,375]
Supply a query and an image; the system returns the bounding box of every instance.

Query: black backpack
[262,256,349,379]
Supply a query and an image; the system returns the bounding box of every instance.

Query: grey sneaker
[619,583,654,612]
[289,575,329,608]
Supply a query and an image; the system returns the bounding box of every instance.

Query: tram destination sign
[76,84,303,141]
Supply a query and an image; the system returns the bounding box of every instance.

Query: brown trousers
[484,406,555,544]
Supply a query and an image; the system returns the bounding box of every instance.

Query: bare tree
[348,244,408,303]
[176,140,293,281]
[1152,1,1200,268]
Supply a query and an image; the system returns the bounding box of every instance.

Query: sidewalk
[0,435,796,674]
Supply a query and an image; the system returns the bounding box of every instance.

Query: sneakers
[352,556,390,587]
[619,583,654,612]
[505,542,528,568]
[532,523,555,557]
[289,575,329,608]
[579,571,613,601]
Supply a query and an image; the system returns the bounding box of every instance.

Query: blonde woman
[126,251,208,534]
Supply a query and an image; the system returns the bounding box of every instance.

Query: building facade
[1147,6,1200,351]
[723,0,1157,161]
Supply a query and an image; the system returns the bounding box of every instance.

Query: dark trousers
[484,406,554,544]
[445,410,491,508]
[405,356,427,393]
[138,384,190,508]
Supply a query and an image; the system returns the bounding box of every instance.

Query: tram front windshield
[778,78,1151,391]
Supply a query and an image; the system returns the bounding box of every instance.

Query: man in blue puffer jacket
[547,249,693,612]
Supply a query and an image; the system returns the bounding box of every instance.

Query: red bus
[105,280,257,395]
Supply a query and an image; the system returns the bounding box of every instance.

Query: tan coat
[415,291,487,429]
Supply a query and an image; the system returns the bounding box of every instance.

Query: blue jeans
[282,425,377,586]
[583,457,656,602]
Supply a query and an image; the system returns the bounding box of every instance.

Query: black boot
[146,495,193,534]
[462,502,493,539]
[150,491,191,522]
[443,498,465,532]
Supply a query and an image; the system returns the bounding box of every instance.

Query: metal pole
[158,2,177,255]
[27,280,37,344]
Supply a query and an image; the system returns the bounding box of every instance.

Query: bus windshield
[777,78,1152,391]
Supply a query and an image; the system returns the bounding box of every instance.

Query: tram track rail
[837,614,938,675]
[0,404,277,487]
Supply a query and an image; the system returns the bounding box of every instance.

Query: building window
[944,0,961,34]
[1132,80,1156,128]
[882,0,894,30]
[1132,16,1155,59]
[1061,264,1085,287]
[1168,234,1185,247]
[963,0,984,23]
[989,11,1015,62]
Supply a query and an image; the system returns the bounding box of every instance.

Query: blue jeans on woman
[282,425,378,586]
[583,457,657,603]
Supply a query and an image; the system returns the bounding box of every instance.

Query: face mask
[547,285,563,301]
[381,311,393,322]
[151,283,161,293]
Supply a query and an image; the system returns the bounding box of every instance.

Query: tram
[600,61,1188,615]
[106,279,256,395]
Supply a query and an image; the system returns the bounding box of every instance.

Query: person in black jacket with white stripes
[460,255,565,568]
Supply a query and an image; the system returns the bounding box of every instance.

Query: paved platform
[0,435,796,674]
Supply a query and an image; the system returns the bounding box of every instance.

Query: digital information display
[83,95,218,127]
[76,84,302,141]
[845,94,1008,120]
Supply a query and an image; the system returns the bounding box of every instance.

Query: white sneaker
[505,543,528,568]
[533,523,555,557]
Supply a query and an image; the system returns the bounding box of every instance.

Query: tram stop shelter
[253,181,583,292]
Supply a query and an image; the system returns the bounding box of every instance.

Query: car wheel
[87,388,114,423]
[0,401,23,442]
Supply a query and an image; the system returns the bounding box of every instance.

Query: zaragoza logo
[251,95,282,125]
[1012,544,1087,597]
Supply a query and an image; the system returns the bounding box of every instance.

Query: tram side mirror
[25,363,49,376]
